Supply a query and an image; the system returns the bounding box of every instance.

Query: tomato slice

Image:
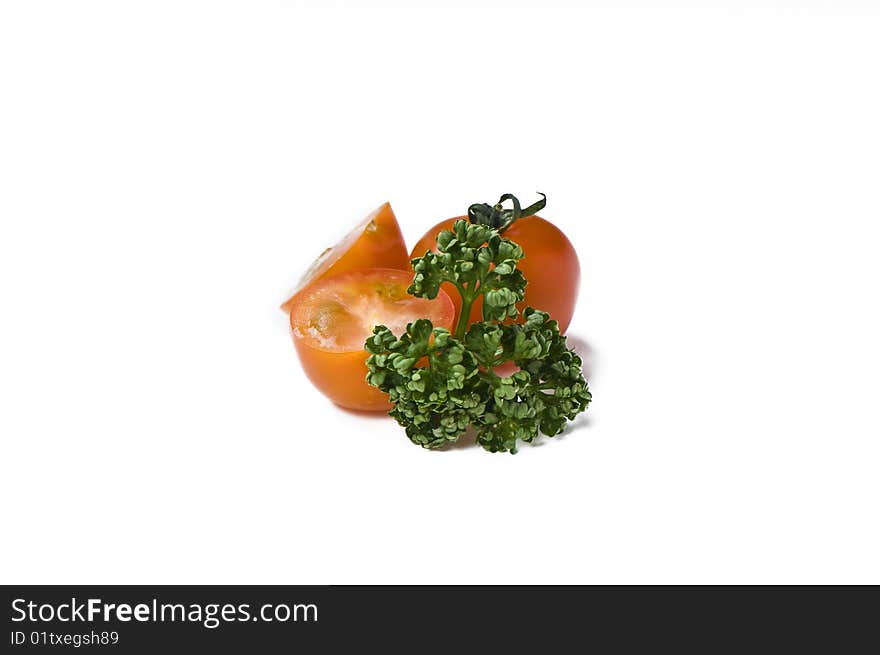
[289,268,454,411]
[280,202,410,314]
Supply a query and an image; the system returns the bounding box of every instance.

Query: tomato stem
[467,192,546,233]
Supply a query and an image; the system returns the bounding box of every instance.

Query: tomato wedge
[289,268,454,411]
[281,202,410,314]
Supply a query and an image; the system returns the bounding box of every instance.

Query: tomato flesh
[410,215,580,334]
[281,202,410,313]
[290,268,454,411]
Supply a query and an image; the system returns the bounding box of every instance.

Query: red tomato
[289,268,454,411]
[281,202,410,314]
[410,215,580,333]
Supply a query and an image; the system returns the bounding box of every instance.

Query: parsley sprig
[365,196,591,454]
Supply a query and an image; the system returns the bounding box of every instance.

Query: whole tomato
[409,194,580,334]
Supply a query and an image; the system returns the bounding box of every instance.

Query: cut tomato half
[289,268,454,411]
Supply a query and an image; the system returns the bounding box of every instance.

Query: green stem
[467,192,546,233]
[479,368,499,384]
[454,288,474,340]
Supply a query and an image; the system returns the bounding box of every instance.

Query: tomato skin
[289,269,455,411]
[281,202,410,314]
[410,215,580,333]
[293,341,392,411]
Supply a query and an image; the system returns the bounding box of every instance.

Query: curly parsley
[365,198,591,454]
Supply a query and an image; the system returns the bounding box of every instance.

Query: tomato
[281,202,410,313]
[410,215,580,333]
[289,268,454,411]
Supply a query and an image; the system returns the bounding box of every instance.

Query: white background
[2,1,879,584]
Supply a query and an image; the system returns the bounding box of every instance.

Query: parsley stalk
[453,283,475,341]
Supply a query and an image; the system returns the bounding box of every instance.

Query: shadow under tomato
[336,405,393,419]
[562,332,596,381]
[526,412,593,449]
